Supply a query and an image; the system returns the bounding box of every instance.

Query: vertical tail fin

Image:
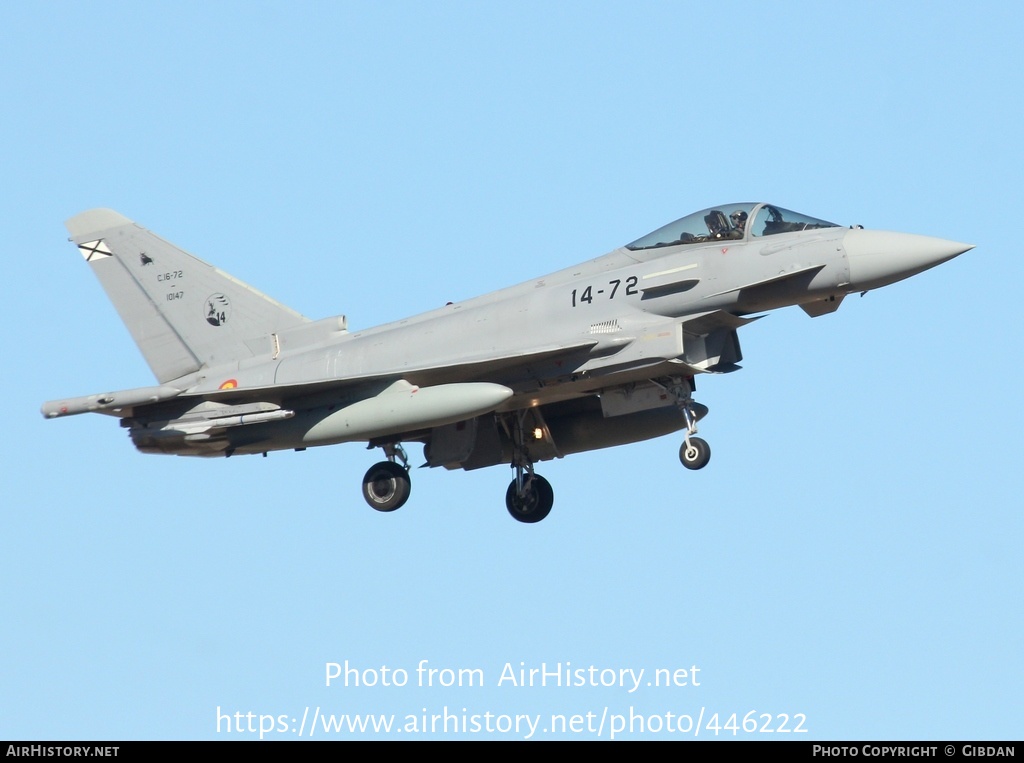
[66,209,308,383]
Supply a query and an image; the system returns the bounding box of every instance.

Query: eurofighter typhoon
[42,204,971,522]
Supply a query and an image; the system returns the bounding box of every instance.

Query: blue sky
[2,1,1021,740]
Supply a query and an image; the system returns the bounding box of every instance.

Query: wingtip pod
[65,208,134,240]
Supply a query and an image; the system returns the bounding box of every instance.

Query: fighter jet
[42,204,971,522]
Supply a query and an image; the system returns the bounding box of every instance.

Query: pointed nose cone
[844,229,973,291]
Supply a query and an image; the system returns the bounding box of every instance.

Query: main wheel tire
[362,461,411,512]
[505,474,554,523]
[679,437,711,470]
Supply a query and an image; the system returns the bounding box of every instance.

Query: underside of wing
[41,340,600,419]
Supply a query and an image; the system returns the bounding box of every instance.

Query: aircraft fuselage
[42,203,972,521]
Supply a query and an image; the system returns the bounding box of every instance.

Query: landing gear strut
[362,443,411,512]
[503,411,554,523]
[661,376,712,471]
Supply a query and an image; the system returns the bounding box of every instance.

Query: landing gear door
[682,326,743,372]
[426,418,479,466]
[600,382,675,417]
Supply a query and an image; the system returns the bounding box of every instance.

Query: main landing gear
[358,434,554,523]
[361,444,411,512]
[358,378,709,521]
[503,410,554,523]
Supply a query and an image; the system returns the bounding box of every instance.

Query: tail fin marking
[65,209,309,383]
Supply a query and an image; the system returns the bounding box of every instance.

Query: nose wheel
[679,437,711,470]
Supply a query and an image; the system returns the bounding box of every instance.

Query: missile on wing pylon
[128,381,515,456]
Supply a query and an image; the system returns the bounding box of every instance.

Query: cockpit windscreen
[750,205,839,237]
[626,203,839,251]
[626,204,756,250]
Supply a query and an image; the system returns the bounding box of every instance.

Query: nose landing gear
[679,437,711,470]
[661,376,711,471]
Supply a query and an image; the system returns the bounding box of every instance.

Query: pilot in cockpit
[730,210,748,236]
[705,209,748,241]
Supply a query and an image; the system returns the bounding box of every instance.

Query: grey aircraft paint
[42,204,972,522]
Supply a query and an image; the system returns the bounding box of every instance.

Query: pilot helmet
[730,210,748,227]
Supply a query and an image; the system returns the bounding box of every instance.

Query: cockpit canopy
[626,203,839,251]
